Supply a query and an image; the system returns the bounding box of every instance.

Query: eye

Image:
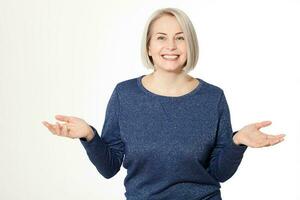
[157,36,165,40]
[177,36,185,40]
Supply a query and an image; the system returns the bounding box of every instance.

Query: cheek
[149,41,166,53]
[180,43,187,51]
[181,46,187,57]
[151,43,163,53]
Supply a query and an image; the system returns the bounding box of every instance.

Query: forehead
[150,15,183,34]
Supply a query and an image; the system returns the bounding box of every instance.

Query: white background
[0,0,299,199]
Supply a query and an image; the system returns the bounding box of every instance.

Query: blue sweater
[80,75,248,200]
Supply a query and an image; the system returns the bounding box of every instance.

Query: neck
[148,69,193,91]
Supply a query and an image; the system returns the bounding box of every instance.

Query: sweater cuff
[79,125,106,154]
[230,130,248,152]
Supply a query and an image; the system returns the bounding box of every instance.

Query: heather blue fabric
[80,75,248,200]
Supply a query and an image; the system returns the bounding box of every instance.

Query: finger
[264,134,285,145]
[55,115,71,123]
[42,121,58,135]
[267,137,285,146]
[263,134,278,139]
[263,137,275,147]
[255,120,272,129]
[55,122,62,135]
[64,124,74,139]
[265,133,286,139]
[61,123,69,137]
[276,133,286,138]
[42,121,49,128]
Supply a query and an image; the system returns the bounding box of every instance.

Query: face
[148,15,187,73]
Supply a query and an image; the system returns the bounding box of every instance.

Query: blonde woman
[42,7,286,200]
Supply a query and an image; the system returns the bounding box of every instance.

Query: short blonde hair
[141,7,199,73]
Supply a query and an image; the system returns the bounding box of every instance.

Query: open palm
[42,115,94,140]
[233,121,286,148]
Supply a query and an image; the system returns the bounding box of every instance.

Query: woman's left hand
[233,121,286,148]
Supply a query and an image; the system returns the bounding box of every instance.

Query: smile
[161,55,179,61]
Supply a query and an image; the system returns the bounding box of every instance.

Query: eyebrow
[155,32,183,35]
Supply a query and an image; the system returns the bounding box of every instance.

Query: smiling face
[148,14,187,73]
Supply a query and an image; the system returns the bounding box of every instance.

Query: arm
[206,91,247,183]
[79,84,125,179]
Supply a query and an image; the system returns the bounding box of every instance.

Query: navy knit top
[80,75,248,200]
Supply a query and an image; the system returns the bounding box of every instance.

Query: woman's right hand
[42,115,95,141]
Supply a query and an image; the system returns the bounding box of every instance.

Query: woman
[42,7,286,200]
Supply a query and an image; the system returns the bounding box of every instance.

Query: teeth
[162,55,179,60]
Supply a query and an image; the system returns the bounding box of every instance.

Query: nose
[166,39,177,50]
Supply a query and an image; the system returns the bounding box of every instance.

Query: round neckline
[137,74,205,100]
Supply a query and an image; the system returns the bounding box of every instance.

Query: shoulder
[198,78,225,97]
[116,76,139,88]
[198,79,231,113]
[113,76,141,96]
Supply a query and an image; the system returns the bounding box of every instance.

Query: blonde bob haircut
[141,8,199,73]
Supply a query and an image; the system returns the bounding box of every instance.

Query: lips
[161,54,180,60]
[161,54,179,56]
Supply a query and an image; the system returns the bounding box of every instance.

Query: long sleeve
[79,84,125,179]
[206,91,247,183]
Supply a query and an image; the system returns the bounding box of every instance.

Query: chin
[160,65,184,72]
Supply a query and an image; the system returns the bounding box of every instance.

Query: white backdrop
[0,0,299,199]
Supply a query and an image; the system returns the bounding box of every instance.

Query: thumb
[55,115,72,123]
[255,120,272,129]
